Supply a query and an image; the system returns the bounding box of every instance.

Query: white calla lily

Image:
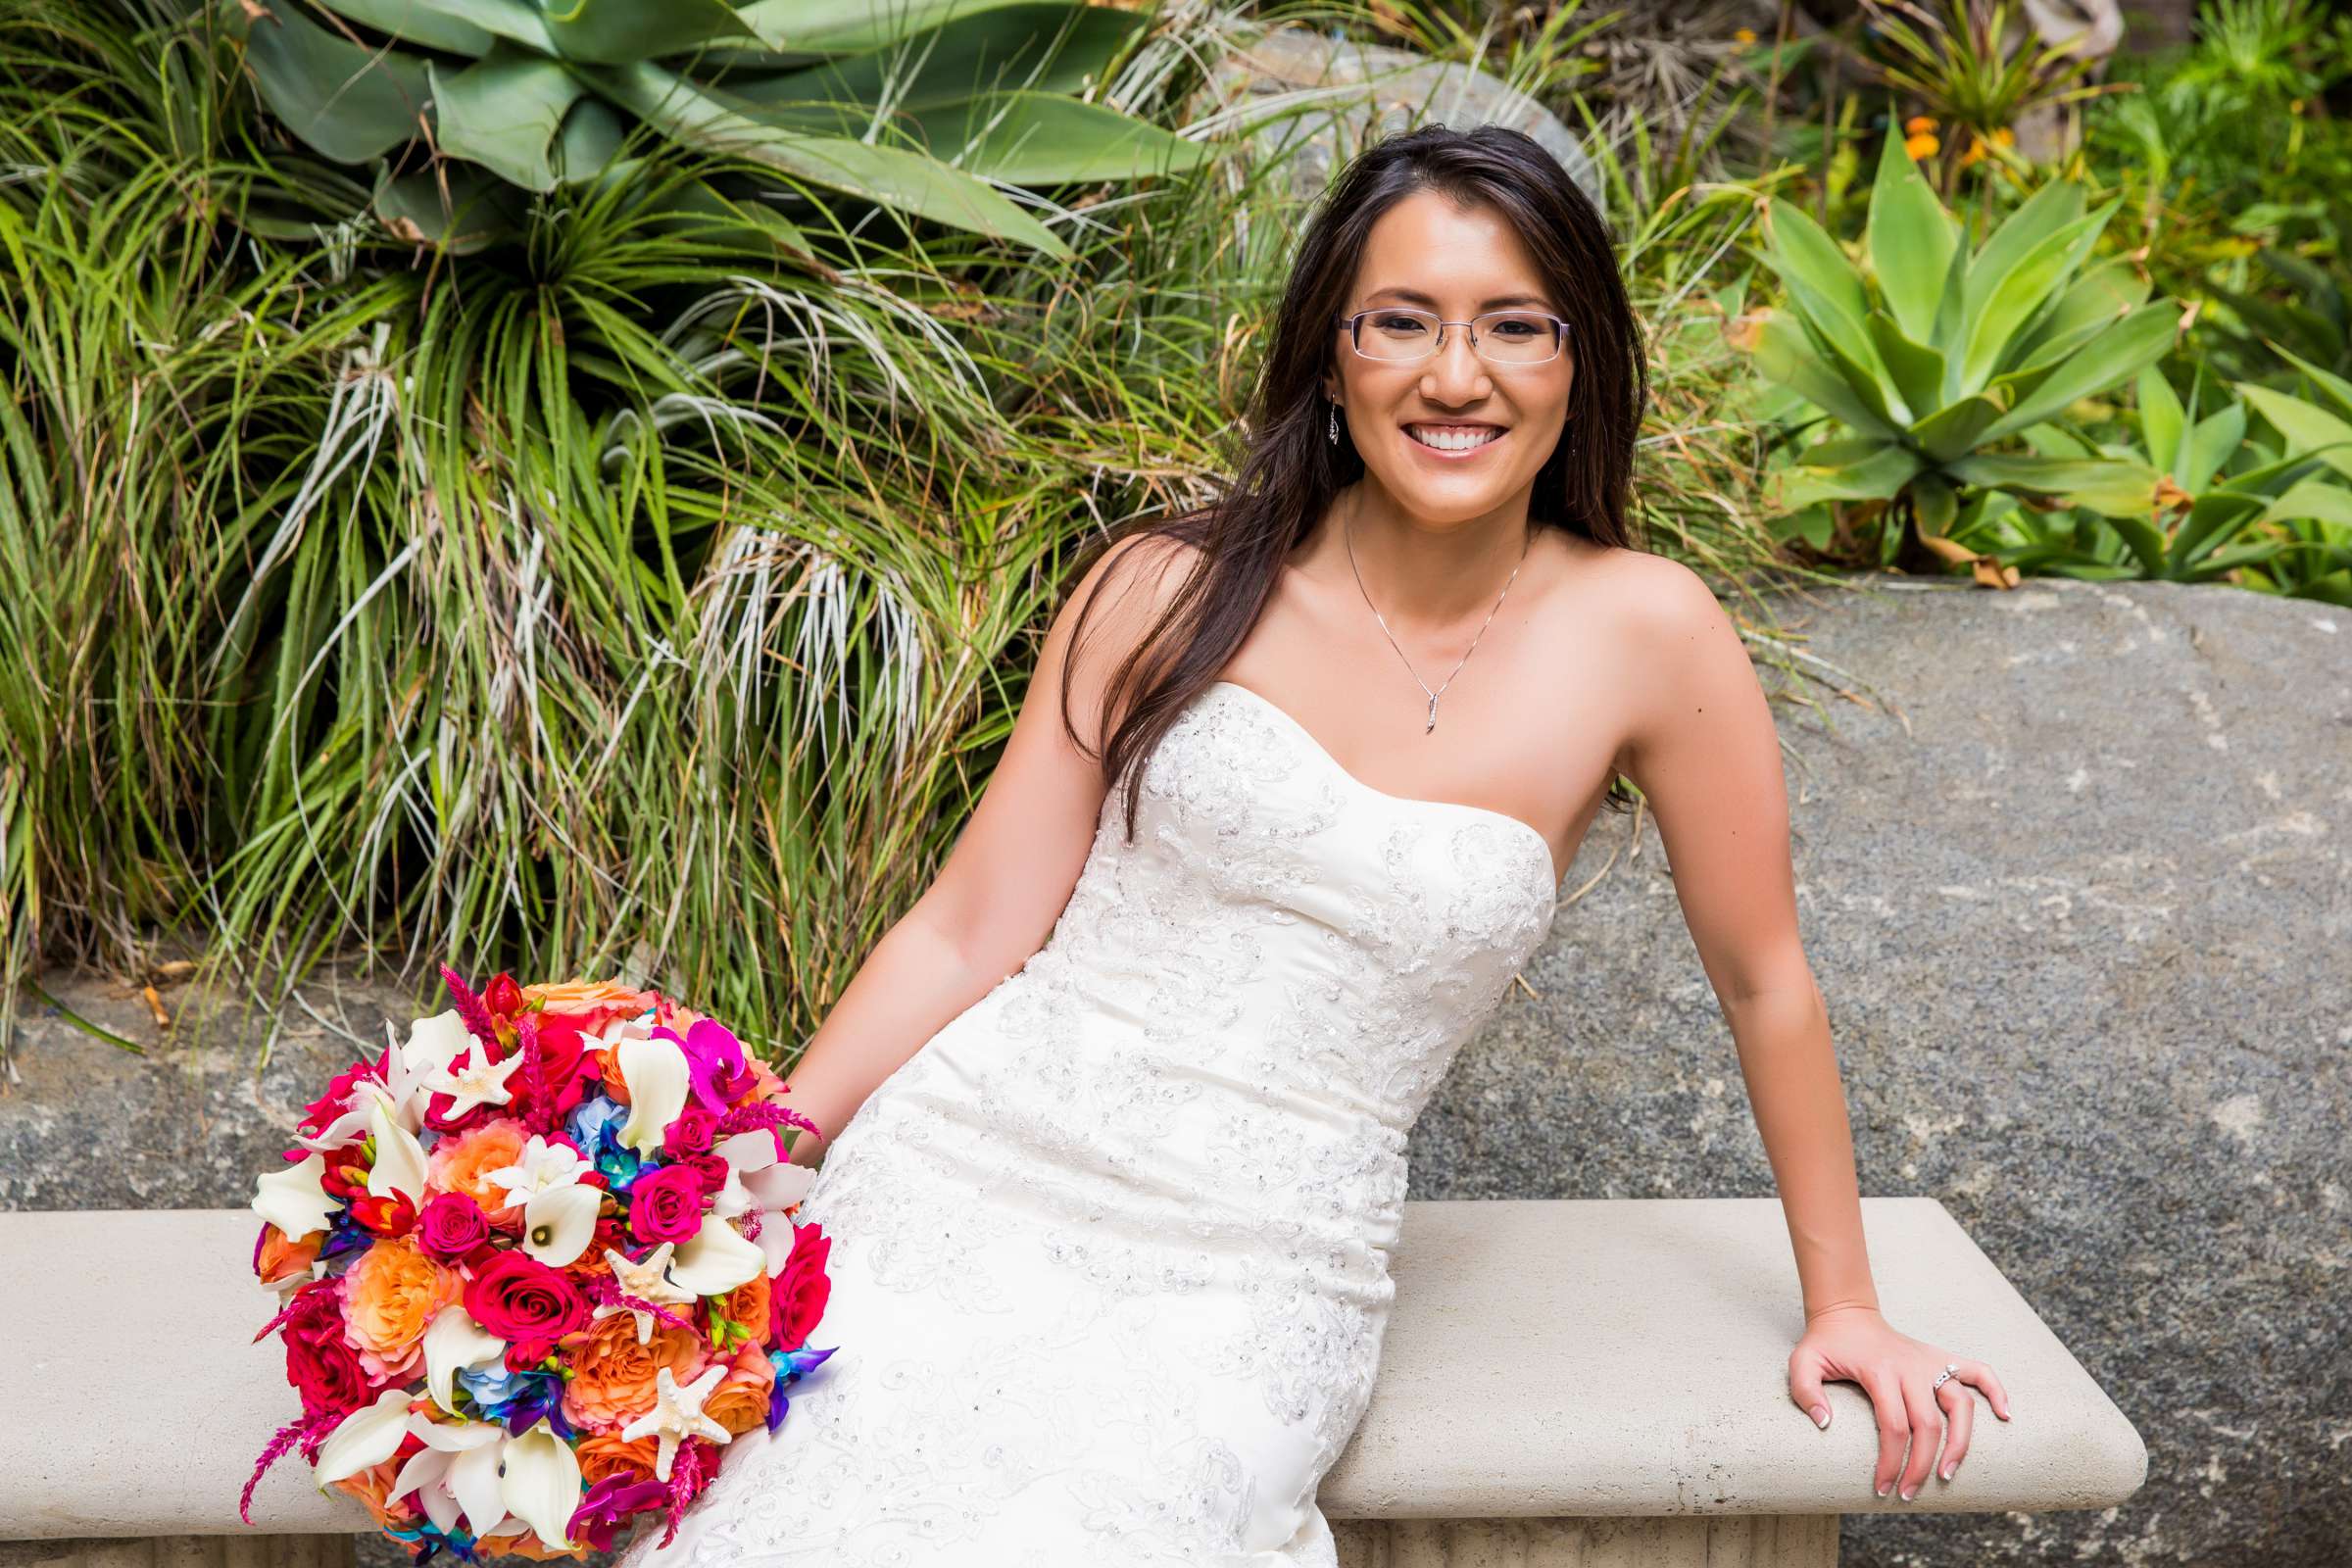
[421,1304,510,1414]
[501,1418,584,1549]
[614,1036,690,1156]
[388,1415,507,1539]
[665,1212,763,1296]
[406,1009,473,1075]
[518,1182,603,1268]
[252,1150,336,1243]
[365,1091,430,1205]
[312,1387,415,1487]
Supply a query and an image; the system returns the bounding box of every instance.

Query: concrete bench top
[0,1198,2144,1539]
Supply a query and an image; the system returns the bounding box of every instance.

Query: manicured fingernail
[1876,1482,1890,1497]
[1900,1484,1915,1499]
[1940,1461,1954,1480]
[1811,1405,1830,1429]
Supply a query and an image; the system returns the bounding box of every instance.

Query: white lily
[617,1362,731,1482]
[421,1304,510,1415]
[501,1418,584,1548]
[665,1212,763,1296]
[516,1182,603,1268]
[484,1134,596,1203]
[366,1091,431,1206]
[312,1387,416,1487]
[387,1414,507,1540]
[752,1204,816,1282]
[614,1035,690,1157]
[588,1242,699,1346]
[294,1014,467,1153]
[252,1150,336,1244]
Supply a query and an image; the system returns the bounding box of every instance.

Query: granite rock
[1416,573,2350,1566]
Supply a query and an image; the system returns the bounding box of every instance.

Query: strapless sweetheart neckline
[1205,679,1562,900]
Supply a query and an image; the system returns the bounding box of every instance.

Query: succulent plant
[226,0,1209,255]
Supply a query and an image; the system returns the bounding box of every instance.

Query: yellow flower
[1990,126,2015,147]
[1904,132,1941,161]
[1733,26,1757,46]
[1904,115,1936,135]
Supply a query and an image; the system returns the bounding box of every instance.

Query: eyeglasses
[1335,308,1569,366]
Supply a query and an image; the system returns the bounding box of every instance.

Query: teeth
[1408,425,1501,452]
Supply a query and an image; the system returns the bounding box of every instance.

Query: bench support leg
[0,1540,356,1568]
[1335,1514,1838,1566]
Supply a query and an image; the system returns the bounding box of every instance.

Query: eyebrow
[1361,286,1554,311]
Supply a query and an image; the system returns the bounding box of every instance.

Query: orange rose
[562,1310,709,1433]
[701,1341,776,1437]
[479,1527,589,1561]
[340,1233,462,1384]
[427,1117,533,1230]
[330,1456,419,1531]
[597,1046,631,1104]
[257,1222,323,1286]
[716,1272,770,1354]
[519,978,660,1016]
[574,1430,662,1489]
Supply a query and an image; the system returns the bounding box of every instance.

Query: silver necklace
[1343,515,1532,734]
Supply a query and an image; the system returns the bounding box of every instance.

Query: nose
[1421,323,1492,400]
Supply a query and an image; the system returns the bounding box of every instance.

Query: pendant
[1425,693,1439,733]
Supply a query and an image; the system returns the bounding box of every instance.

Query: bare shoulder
[1063,530,1204,627]
[1544,545,1743,776]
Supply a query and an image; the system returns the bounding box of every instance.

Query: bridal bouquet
[240,968,837,1562]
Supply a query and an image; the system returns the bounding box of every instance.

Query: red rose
[514,1013,600,1128]
[679,1152,730,1197]
[627,1164,706,1245]
[416,1191,489,1259]
[770,1221,833,1350]
[463,1250,591,1345]
[662,1105,720,1158]
[280,1281,374,1417]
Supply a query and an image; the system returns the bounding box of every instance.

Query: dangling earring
[1327,399,1340,445]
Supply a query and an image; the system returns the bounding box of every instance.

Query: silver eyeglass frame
[1333,307,1571,366]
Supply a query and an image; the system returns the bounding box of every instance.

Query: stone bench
[0,1199,2144,1566]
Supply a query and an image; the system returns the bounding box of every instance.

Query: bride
[618,122,2010,1568]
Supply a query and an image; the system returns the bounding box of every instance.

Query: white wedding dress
[617,679,1560,1568]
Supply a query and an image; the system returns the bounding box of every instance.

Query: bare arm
[776,533,1196,1167]
[1616,560,1878,1319]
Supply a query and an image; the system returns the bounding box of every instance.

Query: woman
[618,123,2010,1568]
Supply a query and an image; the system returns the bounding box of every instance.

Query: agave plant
[1957,366,2352,595]
[1744,127,2179,570]
[226,0,1211,255]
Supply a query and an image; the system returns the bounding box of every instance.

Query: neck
[1322,484,1534,630]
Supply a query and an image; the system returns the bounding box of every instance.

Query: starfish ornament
[590,1243,698,1345]
[421,1044,526,1119]
[618,1361,732,1481]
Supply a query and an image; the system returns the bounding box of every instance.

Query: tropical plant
[1856,0,2123,189]
[1949,366,2352,595]
[224,0,1212,255]
[1742,128,2178,572]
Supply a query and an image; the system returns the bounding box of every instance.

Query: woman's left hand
[1788,1303,2013,1501]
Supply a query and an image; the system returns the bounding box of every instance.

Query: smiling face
[1320,188,1576,529]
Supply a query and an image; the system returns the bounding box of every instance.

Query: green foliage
[1951,366,2352,597]
[1742,128,2175,560]
[223,0,1213,256]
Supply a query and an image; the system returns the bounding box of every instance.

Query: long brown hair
[1061,122,1650,842]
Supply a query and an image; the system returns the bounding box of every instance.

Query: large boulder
[1418,573,2348,1564]
[1190,24,1600,208]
